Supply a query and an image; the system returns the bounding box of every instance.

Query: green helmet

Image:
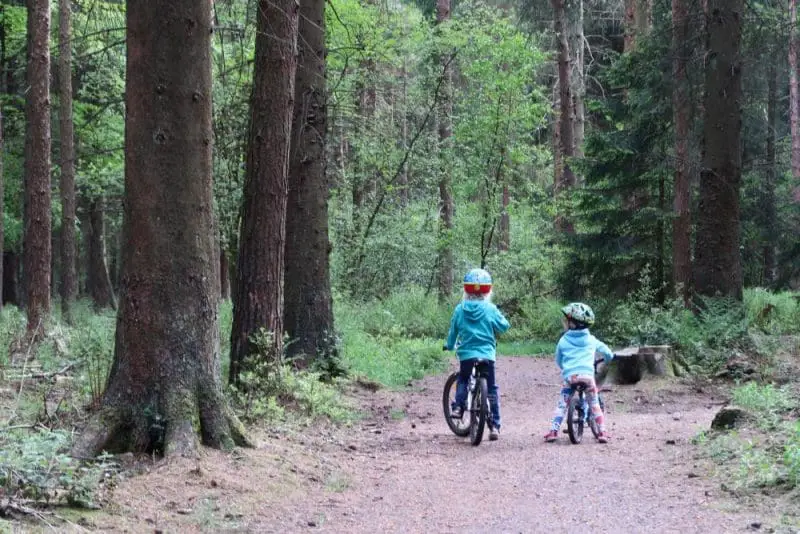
[561,302,595,327]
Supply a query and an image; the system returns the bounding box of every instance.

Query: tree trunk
[436,0,454,302]
[0,108,4,311]
[763,63,778,285]
[284,0,337,364]
[672,0,692,304]
[790,0,800,182]
[694,0,744,300]
[23,0,52,334]
[220,248,230,300]
[552,0,575,233]
[59,0,77,322]
[498,183,510,251]
[86,198,116,310]
[624,0,652,52]
[229,0,298,385]
[3,251,19,306]
[568,0,584,157]
[72,0,250,458]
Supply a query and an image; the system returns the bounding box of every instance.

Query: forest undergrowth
[0,287,798,522]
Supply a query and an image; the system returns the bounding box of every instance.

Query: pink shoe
[597,432,610,444]
[544,430,558,443]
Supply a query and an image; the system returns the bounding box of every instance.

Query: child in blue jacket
[544,302,614,443]
[444,268,510,441]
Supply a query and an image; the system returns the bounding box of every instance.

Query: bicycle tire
[469,377,489,446]
[566,390,584,444]
[442,372,470,437]
[588,394,603,438]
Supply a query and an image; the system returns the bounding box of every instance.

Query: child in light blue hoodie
[544,302,614,443]
[444,268,510,441]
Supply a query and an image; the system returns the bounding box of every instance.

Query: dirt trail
[100,357,758,533]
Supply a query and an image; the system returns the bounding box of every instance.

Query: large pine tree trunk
[436,0,454,302]
[694,0,744,300]
[763,64,778,285]
[59,0,77,322]
[0,109,4,310]
[23,0,52,334]
[73,0,250,458]
[284,0,337,363]
[229,0,298,384]
[790,0,800,182]
[672,0,692,304]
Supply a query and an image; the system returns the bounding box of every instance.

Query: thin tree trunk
[552,0,575,232]
[59,0,77,322]
[498,183,510,251]
[229,0,298,385]
[790,0,800,181]
[73,0,250,458]
[23,0,52,334]
[694,0,744,300]
[436,0,454,302]
[672,0,692,304]
[763,63,778,285]
[87,198,115,310]
[284,0,337,364]
[568,0,584,157]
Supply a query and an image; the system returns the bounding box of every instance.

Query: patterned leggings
[549,375,605,433]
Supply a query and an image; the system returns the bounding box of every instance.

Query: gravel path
[102,356,759,533]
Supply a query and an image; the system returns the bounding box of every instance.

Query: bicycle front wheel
[442,372,470,437]
[566,391,584,444]
[469,377,489,446]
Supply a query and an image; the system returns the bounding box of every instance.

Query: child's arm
[491,305,511,334]
[593,336,614,363]
[554,343,563,370]
[444,307,460,350]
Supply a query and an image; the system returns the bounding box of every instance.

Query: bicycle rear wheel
[442,372,470,437]
[566,391,584,444]
[469,377,489,446]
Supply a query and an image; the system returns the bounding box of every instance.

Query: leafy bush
[0,430,115,507]
[785,423,800,488]
[744,288,800,335]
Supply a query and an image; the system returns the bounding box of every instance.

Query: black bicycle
[566,358,608,444]
[442,357,491,446]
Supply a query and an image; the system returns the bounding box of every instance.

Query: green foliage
[785,423,800,488]
[228,329,352,423]
[0,430,115,507]
[744,289,800,335]
[732,382,796,430]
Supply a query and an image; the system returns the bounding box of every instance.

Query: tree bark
[24,0,52,334]
[624,0,652,52]
[229,0,298,385]
[436,0,454,302]
[73,0,250,458]
[498,183,510,251]
[790,0,800,182]
[763,63,778,285]
[567,0,584,157]
[672,0,692,304]
[59,0,77,322]
[84,198,116,310]
[220,248,230,300]
[694,0,744,300]
[284,0,337,363]
[552,0,575,233]
[0,108,4,310]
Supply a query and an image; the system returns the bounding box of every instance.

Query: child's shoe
[489,427,500,441]
[450,405,463,419]
[544,430,558,442]
[597,432,610,444]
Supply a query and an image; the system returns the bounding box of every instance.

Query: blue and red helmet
[463,268,492,295]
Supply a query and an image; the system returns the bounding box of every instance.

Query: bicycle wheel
[566,390,584,444]
[588,394,603,438]
[469,377,489,446]
[442,372,470,437]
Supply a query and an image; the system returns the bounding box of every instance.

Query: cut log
[607,345,676,384]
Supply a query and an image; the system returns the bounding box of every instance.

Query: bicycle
[442,356,491,446]
[565,358,609,445]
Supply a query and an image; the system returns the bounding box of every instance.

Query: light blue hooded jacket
[555,328,614,381]
[445,301,510,361]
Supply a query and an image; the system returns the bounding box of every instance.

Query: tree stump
[607,345,677,384]
[612,347,643,384]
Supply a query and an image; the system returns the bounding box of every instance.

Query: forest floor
[11,356,798,533]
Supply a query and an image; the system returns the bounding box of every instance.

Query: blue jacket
[555,329,614,381]
[445,301,510,361]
